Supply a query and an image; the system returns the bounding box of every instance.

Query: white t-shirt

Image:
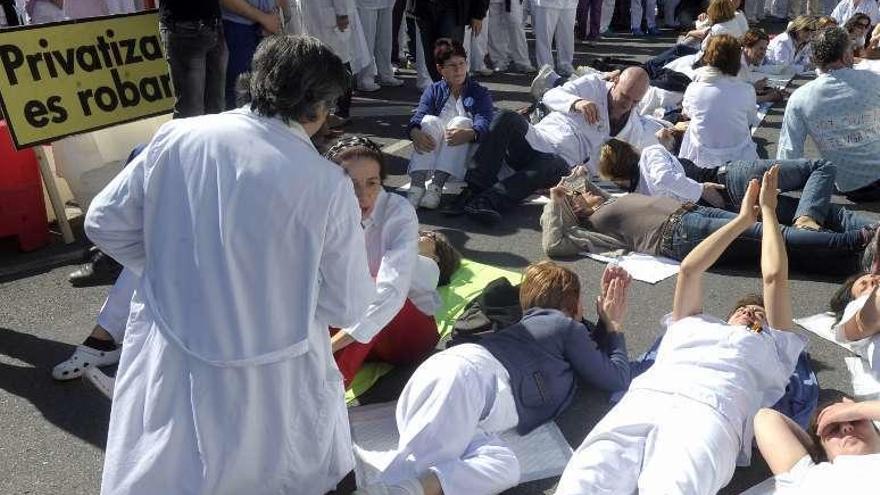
[771,453,880,493]
[631,313,806,463]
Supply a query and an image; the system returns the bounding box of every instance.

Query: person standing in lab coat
[357,0,405,90]
[531,0,578,75]
[88,35,375,495]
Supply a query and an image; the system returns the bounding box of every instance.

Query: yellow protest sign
[0,11,173,149]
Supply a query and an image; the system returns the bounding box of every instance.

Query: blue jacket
[407,78,494,142]
[479,308,631,435]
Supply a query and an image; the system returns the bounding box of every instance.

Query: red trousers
[333,299,439,388]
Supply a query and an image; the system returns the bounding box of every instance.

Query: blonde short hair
[519,261,581,317]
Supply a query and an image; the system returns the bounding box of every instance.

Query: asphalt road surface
[1,23,876,495]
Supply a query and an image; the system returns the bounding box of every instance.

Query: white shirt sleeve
[315,179,375,330]
[777,96,808,159]
[831,0,847,24]
[332,0,349,15]
[640,146,704,203]
[542,74,603,114]
[343,202,419,343]
[84,145,148,276]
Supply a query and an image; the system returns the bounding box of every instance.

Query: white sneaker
[575,65,603,77]
[358,79,381,92]
[420,184,442,209]
[378,76,404,87]
[416,79,432,91]
[472,67,494,77]
[530,64,559,101]
[52,344,121,381]
[407,185,426,209]
[557,64,576,77]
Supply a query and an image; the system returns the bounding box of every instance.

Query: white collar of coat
[693,66,735,84]
[233,105,318,152]
[361,188,389,229]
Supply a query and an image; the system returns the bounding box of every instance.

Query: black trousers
[467,110,570,209]
[416,5,465,81]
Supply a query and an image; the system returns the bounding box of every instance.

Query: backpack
[446,277,522,348]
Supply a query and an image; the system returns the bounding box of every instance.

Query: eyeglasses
[442,61,468,70]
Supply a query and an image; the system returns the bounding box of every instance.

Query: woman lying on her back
[541,165,875,275]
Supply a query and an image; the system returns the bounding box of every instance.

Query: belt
[658,202,696,258]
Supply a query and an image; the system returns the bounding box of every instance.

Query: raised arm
[672,180,760,321]
[754,408,813,475]
[759,165,794,331]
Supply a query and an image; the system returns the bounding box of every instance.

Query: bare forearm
[761,206,793,329]
[846,286,880,341]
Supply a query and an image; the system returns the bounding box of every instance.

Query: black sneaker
[442,187,475,216]
[464,196,502,225]
[68,251,122,287]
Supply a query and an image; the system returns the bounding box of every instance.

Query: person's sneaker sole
[464,205,501,225]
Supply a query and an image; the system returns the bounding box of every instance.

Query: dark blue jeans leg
[643,44,698,78]
[223,20,261,111]
[670,206,863,274]
[468,110,530,191]
[723,158,836,224]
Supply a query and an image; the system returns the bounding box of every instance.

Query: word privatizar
[0,29,163,86]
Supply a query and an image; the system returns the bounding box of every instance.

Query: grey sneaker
[862,226,880,273]
[420,184,442,209]
[407,185,426,209]
[530,64,559,101]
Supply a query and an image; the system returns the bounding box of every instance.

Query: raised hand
[597,265,631,332]
[738,178,760,223]
[701,182,726,208]
[759,164,780,211]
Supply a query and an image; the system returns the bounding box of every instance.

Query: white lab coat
[357,0,396,81]
[379,344,521,495]
[831,0,880,25]
[679,67,758,168]
[88,107,375,495]
[761,453,880,493]
[856,58,880,76]
[635,145,704,203]
[294,0,372,73]
[556,313,805,494]
[531,74,665,173]
[345,189,436,343]
[766,32,812,73]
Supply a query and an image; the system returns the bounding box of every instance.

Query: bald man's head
[609,67,650,119]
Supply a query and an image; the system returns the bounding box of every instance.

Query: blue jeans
[223,20,262,111]
[666,206,872,274]
[721,159,836,225]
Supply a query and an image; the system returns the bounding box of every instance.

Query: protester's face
[439,55,468,88]
[727,304,766,328]
[818,402,880,461]
[571,190,606,217]
[609,77,648,118]
[744,40,769,65]
[418,231,438,259]
[341,157,382,220]
[851,274,880,298]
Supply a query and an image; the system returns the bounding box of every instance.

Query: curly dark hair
[811,27,852,69]
[236,35,349,124]
[726,293,765,320]
[742,28,770,48]
[433,38,468,66]
[324,136,387,180]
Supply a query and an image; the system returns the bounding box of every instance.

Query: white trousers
[409,115,474,179]
[532,6,576,71]
[466,25,490,72]
[379,348,521,495]
[631,0,658,28]
[95,267,138,343]
[358,6,395,82]
[555,389,740,495]
[487,1,532,68]
[599,0,616,31]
